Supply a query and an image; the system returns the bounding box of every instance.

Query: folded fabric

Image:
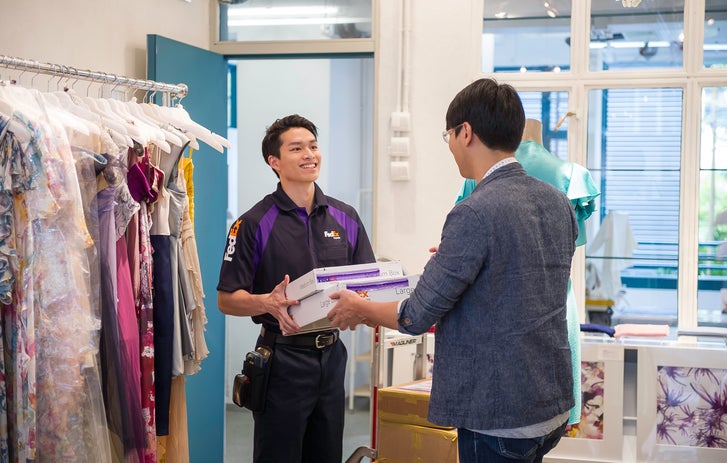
[677,326,727,339]
[580,323,615,337]
[613,323,670,338]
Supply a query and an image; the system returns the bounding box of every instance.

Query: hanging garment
[156,375,190,463]
[15,89,110,462]
[148,142,179,437]
[586,211,637,301]
[0,113,40,463]
[127,146,158,463]
[0,67,218,461]
[97,185,135,461]
[177,155,209,375]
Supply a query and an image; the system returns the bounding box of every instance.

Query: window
[585,87,682,325]
[483,1,571,73]
[589,0,685,71]
[487,1,727,329]
[704,5,727,68]
[219,0,372,42]
[698,86,727,325]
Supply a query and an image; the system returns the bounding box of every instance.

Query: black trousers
[252,337,347,463]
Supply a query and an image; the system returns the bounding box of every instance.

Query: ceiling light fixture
[225,5,369,27]
[621,0,642,7]
[227,6,339,18]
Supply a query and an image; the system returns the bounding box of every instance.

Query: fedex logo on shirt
[224,219,242,262]
[324,230,341,240]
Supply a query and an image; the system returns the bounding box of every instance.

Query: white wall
[0,0,210,80]
[373,0,484,274]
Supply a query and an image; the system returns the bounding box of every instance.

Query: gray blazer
[399,162,577,430]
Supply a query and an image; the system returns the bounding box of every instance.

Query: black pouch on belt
[232,344,273,412]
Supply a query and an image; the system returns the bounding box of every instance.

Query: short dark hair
[445,78,525,153]
[261,114,318,174]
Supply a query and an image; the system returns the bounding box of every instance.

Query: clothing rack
[0,54,188,99]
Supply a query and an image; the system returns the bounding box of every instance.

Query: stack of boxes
[376,379,458,463]
[285,261,419,333]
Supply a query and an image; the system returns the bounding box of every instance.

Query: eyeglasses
[442,123,465,143]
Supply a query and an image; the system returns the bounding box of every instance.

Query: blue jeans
[457,422,568,463]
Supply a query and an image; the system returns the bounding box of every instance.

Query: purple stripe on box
[345,277,410,292]
[317,269,381,282]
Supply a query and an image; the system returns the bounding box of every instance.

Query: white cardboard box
[342,274,419,302]
[287,273,419,334]
[287,283,345,333]
[285,261,404,301]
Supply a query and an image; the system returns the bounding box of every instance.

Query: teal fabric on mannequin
[456,139,600,426]
[457,141,599,247]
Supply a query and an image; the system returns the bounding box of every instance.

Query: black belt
[260,326,339,349]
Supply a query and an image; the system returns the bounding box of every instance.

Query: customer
[328,78,577,463]
[217,114,375,463]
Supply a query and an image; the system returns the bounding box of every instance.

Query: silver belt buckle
[315,333,333,349]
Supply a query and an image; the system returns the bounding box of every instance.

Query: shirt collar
[272,182,328,212]
[482,156,518,181]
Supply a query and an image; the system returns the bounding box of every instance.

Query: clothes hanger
[83,87,147,148]
[138,99,200,151]
[124,96,186,148]
[53,68,102,128]
[40,91,92,137]
[101,77,171,152]
[0,64,42,144]
[140,88,225,152]
[36,68,93,138]
[91,96,142,145]
[106,96,171,151]
[158,103,229,153]
[0,82,32,144]
[63,80,132,150]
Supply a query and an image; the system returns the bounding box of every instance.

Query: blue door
[147,34,228,463]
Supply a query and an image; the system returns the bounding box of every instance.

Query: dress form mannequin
[522,118,543,144]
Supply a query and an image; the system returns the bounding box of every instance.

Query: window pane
[590,0,684,71]
[704,2,727,69]
[220,0,372,42]
[483,1,571,73]
[519,91,569,160]
[698,86,727,328]
[585,88,683,327]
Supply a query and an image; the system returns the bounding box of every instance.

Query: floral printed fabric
[656,366,727,448]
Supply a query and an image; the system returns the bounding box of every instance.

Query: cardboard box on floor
[377,379,451,430]
[376,420,459,463]
[377,379,458,463]
[287,274,420,334]
[285,261,404,301]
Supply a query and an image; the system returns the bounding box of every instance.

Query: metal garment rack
[0,54,188,100]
